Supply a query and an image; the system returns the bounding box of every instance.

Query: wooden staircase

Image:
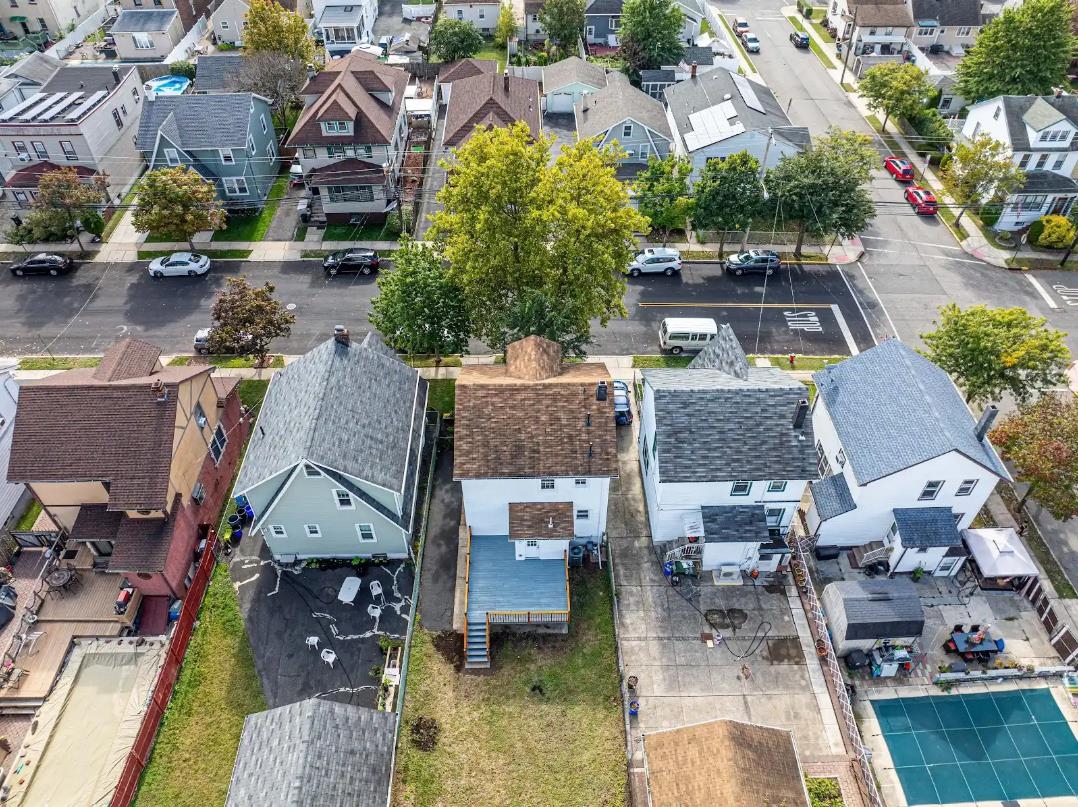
[847,541,891,569]
[465,618,489,669]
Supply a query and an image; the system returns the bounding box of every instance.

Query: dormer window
[323,120,351,134]
[1039,129,1071,144]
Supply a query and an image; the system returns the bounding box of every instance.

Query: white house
[209,0,248,46]
[806,340,1012,578]
[453,336,618,667]
[314,0,378,57]
[0,369,26,531]
[638,327,818,579]
[232,328,427,562]
[542,56,606,114]
[826,0,914,77]
[663,69,810,183]
[961,93,1078,230]
[441,0,500,34]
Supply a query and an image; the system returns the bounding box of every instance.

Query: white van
[658,318,719,354]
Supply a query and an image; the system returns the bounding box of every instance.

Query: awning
[9,16,27,22]
[962,528,1039,578]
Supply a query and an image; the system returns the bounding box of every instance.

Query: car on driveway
[741,32,761,52]
[148,252,211,278]
[904,185,938,215]
[733,16,750,35]
[613,380,632,425]
[323,248,380,275]
[724,249,780,275]
[884,156,915,181]
[10,253,73,277]
[626,247,682,276]
[790,31,809,48]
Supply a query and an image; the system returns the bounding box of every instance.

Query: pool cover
[873,688,1078,804]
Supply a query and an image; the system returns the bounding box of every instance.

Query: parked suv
[626,247,682,276]
[724,250,781,275]
[741,32,761,52]
[323,248,380,275]
[790,32,809,48]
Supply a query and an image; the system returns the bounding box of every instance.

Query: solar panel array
[683,100,744,151]
[0,89,110,124]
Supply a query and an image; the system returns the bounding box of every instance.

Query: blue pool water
[873,688,1078,804]
[144,75,190,96]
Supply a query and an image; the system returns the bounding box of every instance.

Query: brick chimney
[503,70,510,93]
[691,61,697,79]
[333,325,350,346]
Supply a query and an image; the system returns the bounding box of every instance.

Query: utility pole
[740,127,773,251]
[838,5,858,86]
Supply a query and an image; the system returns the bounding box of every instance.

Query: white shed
[821,579,925,657]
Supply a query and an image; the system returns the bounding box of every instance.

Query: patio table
[44,568,74,589]
[952,630,997,654]
[338,576,362,605]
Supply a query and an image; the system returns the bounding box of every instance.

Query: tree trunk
[661,227,669,247]
[718,229,726,256]
[954,205,969,227]
[794,221,806,256]
[188,236,195,251]
[882,111,889,132]
[1017,483,1037,511]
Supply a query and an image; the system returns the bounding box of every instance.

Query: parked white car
[148,252,212,278]
[626,248,683,276]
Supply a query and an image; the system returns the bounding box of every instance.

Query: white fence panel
[46,7,108,59]
[165,16,208,63]
[402,4,436,19]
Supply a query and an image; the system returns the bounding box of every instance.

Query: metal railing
[461,526,472,659]
[487,610,570,624]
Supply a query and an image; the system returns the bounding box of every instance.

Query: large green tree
[942,134,1026,226]
[955,0,1076,100]
[430,122,647,349]
[370,238,470,362]
[132,166,226,248]
[692,152,764,254]
[538,0,585,56]
[992,394,1078,519]
[6,168,108,249]
[494,2,517,47]
[858,62,934,132]
[244,0,314,61]
[765,129,876,255]
[207,277,295,367]
[921,304,1071,405]
[618,0,684,74]
[634,155,693,246]
[503,288,593,357]
[429,18,484,61]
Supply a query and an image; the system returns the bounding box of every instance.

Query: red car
[884,155,915,181]
[905,185,938,215]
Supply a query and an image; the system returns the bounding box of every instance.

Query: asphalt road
[0,259,876,357]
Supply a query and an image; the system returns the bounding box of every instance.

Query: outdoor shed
[821,579,925,657]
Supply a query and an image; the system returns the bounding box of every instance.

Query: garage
[541,56,608,114]
[545,90,577,113]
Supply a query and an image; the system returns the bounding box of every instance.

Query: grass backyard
[13,500,41,532]
[426,379,456,416]
[394,569,625,807]
[238,379,270,411]
[317,220,403,242]
[137,248,252,260]
[213,175,289,242]
[168,355,285,369]
[18,356,100,370]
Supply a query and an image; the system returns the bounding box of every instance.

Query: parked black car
[10,253,74,277]
[724,250,781,275]
[323,248,380,276]
[790,32,810,48]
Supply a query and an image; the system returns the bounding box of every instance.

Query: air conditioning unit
[715,565,743,586]
[17,154,29,162]
[191,481,206,505]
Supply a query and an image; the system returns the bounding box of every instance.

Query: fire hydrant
[789,353,797,369]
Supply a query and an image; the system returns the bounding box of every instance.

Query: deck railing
[461,527,472,658]
[487,610,570,624]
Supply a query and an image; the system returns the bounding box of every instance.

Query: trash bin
[227,513,243,529]
[234,495,249,510]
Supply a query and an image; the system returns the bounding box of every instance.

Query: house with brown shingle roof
[436,58,497,104]
[442,72,541,147]
[287,52,411,224]
[7,337,248,608]
[453,336,618,667]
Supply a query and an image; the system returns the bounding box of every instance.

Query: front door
[585,25,594,41]
[1051,196,1071,215]
[934,556,960,576]
[524,540,540,559]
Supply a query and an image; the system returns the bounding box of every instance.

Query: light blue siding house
[136,92,279,210]
[233,328,428,562]
[575,72,672,180]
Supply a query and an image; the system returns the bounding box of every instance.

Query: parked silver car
[626,248,682,277]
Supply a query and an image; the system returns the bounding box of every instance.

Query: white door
[524,540,540,559]
[934,556,961,577]
[585,25,594,41]
[546,91,574,114]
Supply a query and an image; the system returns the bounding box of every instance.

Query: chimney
[112,66,120,86]
[503,70,510,93]
[691,61,697,79]
[975,405,998,442]
[793,398,809,430]
[151,378,168,402]
[596,381,608,401]
[1055,86,1065,99]
[333,325,350,346]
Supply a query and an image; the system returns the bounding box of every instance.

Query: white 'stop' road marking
[1027,274,1062,310]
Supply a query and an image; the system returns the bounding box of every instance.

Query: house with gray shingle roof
[821,579,925,656]
[232,328,427,562]
[542,56,607,113]
[575,71,672,180]
[111,8,184,60]
[638,325,817,576]
[137,92,279,209]
[807,340,1011,578]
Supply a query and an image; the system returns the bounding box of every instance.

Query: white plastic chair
[305,635,319,651]
[320,648,337,668]
[370,579,385,605]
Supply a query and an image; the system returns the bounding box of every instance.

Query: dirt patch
[764,637,805,664]
[432,630,464,670]
[704,607,748,632]
[410,716,440,751]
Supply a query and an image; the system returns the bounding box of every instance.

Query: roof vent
[151,378,168,402]
[724,93,731,100]
[596,381,608,401]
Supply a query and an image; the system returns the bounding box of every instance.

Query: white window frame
[220,148,235,164]
[305,524,321,537]
[193,401,208,428]
[621,123,632,138]
[132,32,154,49]
[836,448,847,468]
[269,525,287,538]
[210,423,227,464]
[955,479,978,497]
[919,480,944,501]
[356,523,377,542]
[223,176,249,196]
[260,114,267,134]
[303,464,322,477]
[575,478,588,487]
[767,480,787,492]
[730,481,751,496]
[576,509,589,520]
[334,489,354,509]
[165,147,180,166]
[220,18,229,28]
[956,26,971,36]
[765,507,784,526]
[540,478,555,490]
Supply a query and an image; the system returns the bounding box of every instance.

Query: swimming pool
[873,688,1078,804]
[144,75,190,96]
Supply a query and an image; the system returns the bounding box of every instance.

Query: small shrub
[169,60,195,79]
[1028,217,1046,246]
[378,635,403,651]
[1035,214,1075,249]
[979,205,1001,229]
[802,5,814,18]
[410,716,440,751]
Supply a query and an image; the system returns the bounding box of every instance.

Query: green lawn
[18,356,100,370]
[213,175,289,242]
[133,565,266,807]
[237,379,270,411]
[168,355,285,369]
[137,249,252,260]
[633,355,693,368]
[404,355,463,368]
[808,17,835,43]
[473,40,505,70]
[806,776,844,807]
[747,354,847,371]
[319,220,402,242]
[427,379,456,416]
[395,569,625,807]
[13,500,42,532]
[101,182,142,243]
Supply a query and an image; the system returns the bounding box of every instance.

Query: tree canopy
[692,152,764,254]
[942,134,1026,225]
[235,52,307,127]
[430,122,646,351]
[955,0,1076,100]
[208,277,295,367]
[634,155,693,245]
[429,18,484,61]
[243,0,314,61]
[858,62,934,131]
[538,0,585,55]
[494,2,517,47]
[921,303,1071,406]
[992,393,1078,520]
[132,166,226,248]
[618,0,684,74]
[6,168,108,248]
[370,238,470,361]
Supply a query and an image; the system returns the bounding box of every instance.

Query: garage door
[546,91,575,113]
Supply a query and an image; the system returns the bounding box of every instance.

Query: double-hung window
[955,479,978,496]
[356,523,376,542]
[335,490,354,509]
[210,424,227,464]
[919,480,944,501]
[59,140,77,160]
[305,524,321,537]
[730,481,751,496]
[223,177,249,196]
[767,480,787,493]
[220,148,235,164]
[165,147,180,166]
[540,478,555,490]
[30,141,47,159]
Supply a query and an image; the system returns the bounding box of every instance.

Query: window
[302,147,316,158]
[1054,154,1066,171]
[223,177,249,196]
[765,507,784,526]
[885,521,898,544]
[1019,153,1031,168]
[30,141,46,159]
[59,140,76,160]
[575,478,588,487]
[576,509,589,520]
[916,26,934,36]
[956,479,978,496]
[622,123,632,138]
[939,96,952,111]
[884,26,893,35]
[304,465,322,477]
[540,478,555,490]
[956,26,971,36]
[12,141,26,156]
[305,524,321,537]
[526,539,539,547]
[455,8,462,17]
[112,108,123,129]
[356,523,376,542]
[953,512,964,523]
[120,104,127,117]
[210,423,227,463]
[767,481,787,492]
[836,448,846,468]
[919,480,944,501]
[193,402,207,428]
[334,490,353,509]
[730,481,751,496]
[269,525,286,538]
[220,148,235,164]
[132,87,140,103]
[132,32,154,49]
[248,134,255,153]
[220,19,229,27]
[610,15,619,29]
[165,147,179,166]
[816,441,832,477]
[1036,153,1049,169]
[260,114,267,134]
[323,120,350,133]
[478,8,484,17]
[868,27,877,35]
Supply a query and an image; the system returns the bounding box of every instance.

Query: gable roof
[6,339,210,510]
[575,71,672,142]
[687,324,748,378]
[644,719,809,807]
[439,58,497,84]
[585,0,623,14]
[910,0,981,26]
[509,501,575,540]
[822,579,924,640]
[234,331,425,494]
[225,699,396,807]
[453,337,618,480]
[193,53,245,92]
[3,51,61,86]
[848,0,915,26]
[443,73,541,146]
[810,473,857,520]
[642,365,816,484]
[138,93,261,154]
[813,340,1011,485]
[701,504,770,543]
[893,506,962,547]
[679,45,714,67]
[288,52,408,148]
[998,94,1078,151]
[543,56,607,93]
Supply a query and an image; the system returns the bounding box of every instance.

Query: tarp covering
[962,528,1039,579]
[6,638,166,807]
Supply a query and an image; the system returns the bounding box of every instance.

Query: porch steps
[848,541,889,569]
[465,618,490,669]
